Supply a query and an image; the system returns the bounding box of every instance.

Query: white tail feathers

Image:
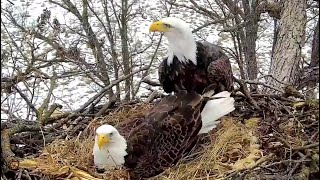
[198,91,235,134]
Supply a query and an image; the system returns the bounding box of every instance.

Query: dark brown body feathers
[116,91,203,179]
[159,41,233,94]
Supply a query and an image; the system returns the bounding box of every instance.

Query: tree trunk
[242,0,259,91]
[230,32,246,79]
[82,0,114,98]
[120,0,131,100]
[223,0,259,91]
[266,0,307,93]
[111,48,121,100]
[295,18,319,97]
[103,0,121,100]
[310,18,319,68]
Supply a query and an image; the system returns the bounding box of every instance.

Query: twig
[23,170,32,180]
[144,90,161,103]
[264,159,311,168]
[95,95,117,117]
[12,85,39,118]
[77,66,149,112]
[288,152,307,177]
[274,133,292,149]
[293,143,319,151]
[44,112,72,125]
[257,74,289,86]
[250,94,294,102]
[65,171,73,179]
[41,103,64,125]
[192,19,229,33]
[244,79,284,93]
[16,169,22,180]
[310,129,319,142]
[37,76,57,125]
[6,0,14,5]
[142,77,161,86]
[48,113,79,131]
[81,117,100,138]
[234,77,260,109]
[133,36,163,96]
[75,131,82,141]
[39,126,46,147]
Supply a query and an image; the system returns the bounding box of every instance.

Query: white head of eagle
[92,124,127,171]
[149,17,197,66]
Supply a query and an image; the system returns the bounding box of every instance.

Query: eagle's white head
[92,124,127,172]
[149,17,197,66]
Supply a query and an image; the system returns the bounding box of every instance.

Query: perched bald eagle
[93,91,235,179]
[149,17,233,94]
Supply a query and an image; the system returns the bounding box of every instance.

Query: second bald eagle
[149,17,233,94]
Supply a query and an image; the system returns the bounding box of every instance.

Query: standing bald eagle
[149,17,233,94]
[93,91,235,179]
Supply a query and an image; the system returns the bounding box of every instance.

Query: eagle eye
[109,132,114,136]
[164,23,172,28]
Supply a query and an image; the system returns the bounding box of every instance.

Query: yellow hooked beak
[97,134,109,150]
[149,21,169,32]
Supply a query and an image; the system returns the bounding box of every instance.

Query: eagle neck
[107,135,128,166]
[165,32,197,66]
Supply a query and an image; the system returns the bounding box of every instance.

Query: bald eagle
[93,91,235,179]
[149,17,233,94]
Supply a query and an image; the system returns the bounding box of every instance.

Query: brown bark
[103,0,121,100]
[295,18,319,93]
[120,0,131,100]
[310,18,319,68]
[81,0,114,98]
[225,5,248,81]
[1,129,19,171]
[1,124,42,171]
[242,0,259,91]
[231,32,247,80]
[266,0,307,93]
[257,0,282,19]
[271,19,279,60]
[221,0,259,91]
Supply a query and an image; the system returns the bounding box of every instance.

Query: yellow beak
[97,134,109,150]
[149,21,168,32]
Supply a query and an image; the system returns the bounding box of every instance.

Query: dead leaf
[293,102,305,109]
[71,167,104,180]
[232,153,260,171]
[51,166,70,176]
[245,118,260,129]
[19,159,38,170]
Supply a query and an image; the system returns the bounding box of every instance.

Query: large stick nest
[1,94,319,180]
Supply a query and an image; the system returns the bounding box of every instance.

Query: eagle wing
[121,91,203,179]
[158,42,233,94]
[158,58,175,93]
[197,42,234,93]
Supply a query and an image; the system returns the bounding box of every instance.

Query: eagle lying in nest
[93,91,235,179]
